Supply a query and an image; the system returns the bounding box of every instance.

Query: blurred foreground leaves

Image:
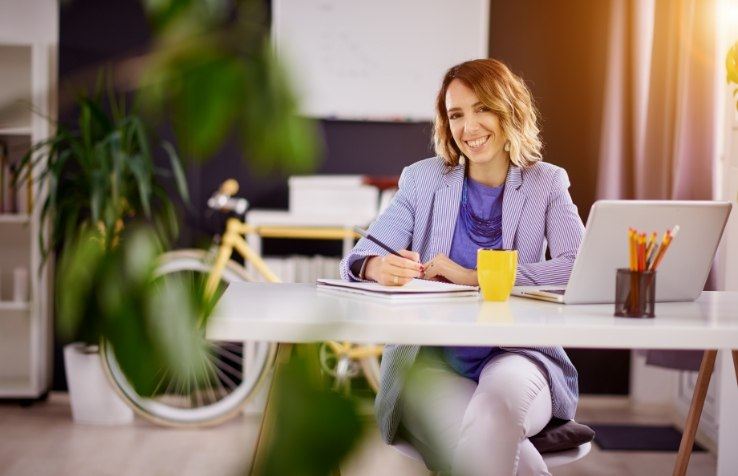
[52,3,361,474]
[727,41,738,87]
[138,0,322,173]
[258,345,365,476]
[57,226,207,395]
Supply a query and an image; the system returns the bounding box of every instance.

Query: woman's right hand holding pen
[365,250,424,286]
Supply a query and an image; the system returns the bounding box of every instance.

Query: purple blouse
[444,177,504,379]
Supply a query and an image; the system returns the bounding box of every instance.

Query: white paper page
[316,278,479,294]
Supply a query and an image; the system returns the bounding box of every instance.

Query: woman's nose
[464,117,480,133]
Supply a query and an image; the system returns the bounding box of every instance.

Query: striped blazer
[339,156,585,444]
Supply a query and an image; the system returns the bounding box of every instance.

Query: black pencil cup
[614,268,656,318]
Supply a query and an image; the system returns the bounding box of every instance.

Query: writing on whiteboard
[273,0,489,122]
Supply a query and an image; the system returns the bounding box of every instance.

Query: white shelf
[0,3,57,401]
[0,377,32,397]
[0,301,30,311]
[0,126,32,135]
[0,214,30,224]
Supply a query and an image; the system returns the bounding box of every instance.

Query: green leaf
[130,116,153,164]
[259,349,364,476]
[127,153,153,217]
[172,53,245,158]
[151,189,180,246]
[162,141,190,203]
[136,1,320,174]
[727,42,738,85]
[145,273,208,385]
[89,169,106,224]
[56,231,105,341]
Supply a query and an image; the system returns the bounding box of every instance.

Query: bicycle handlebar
[207,193,249,215]
[207,179,249,215]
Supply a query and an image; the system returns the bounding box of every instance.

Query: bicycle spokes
[144,341,248,409]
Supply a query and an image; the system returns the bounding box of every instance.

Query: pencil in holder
[614,268,656,318]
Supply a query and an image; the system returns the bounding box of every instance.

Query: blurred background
[1,0,737,475]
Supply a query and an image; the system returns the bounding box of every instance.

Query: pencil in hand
[353,226,402,257]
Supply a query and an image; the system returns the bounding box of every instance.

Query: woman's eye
[448,113,461,120]
[477,106,490,113]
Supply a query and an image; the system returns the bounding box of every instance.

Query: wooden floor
[0,393,717,475]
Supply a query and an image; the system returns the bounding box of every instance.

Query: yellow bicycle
[101,179,383,427]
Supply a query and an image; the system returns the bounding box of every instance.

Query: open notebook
[316,278,479,301]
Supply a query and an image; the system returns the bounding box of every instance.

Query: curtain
[597,0,717,371]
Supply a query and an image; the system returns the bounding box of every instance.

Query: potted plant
[21,88,190,424]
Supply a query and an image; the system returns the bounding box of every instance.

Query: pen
[352,226,403,257]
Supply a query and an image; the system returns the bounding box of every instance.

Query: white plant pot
[63,343,134,425]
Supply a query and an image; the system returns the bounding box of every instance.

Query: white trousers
[400,350,553,476]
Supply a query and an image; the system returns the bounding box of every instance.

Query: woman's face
[445,79,508,167]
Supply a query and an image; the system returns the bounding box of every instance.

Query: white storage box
[288,175,380,217]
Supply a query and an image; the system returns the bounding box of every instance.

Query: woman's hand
[365,250,424,286]
[423,253,478,286]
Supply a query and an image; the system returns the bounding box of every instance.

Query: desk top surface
[207,283,738,349]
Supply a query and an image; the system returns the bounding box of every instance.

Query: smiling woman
[434,59,543,173]
[340,58,586,475]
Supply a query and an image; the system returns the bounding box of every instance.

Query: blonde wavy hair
[433,59,543,168]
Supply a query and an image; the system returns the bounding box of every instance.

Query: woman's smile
[464,135,491,151]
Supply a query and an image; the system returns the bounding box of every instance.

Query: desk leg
[250,343,293,476]
[715,349,738,475]
[672,349,717,476]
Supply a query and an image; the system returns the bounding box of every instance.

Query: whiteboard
[273,0,489,122]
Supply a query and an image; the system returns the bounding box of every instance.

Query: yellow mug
[477,249,518,301]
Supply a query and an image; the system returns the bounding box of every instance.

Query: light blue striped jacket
[339,157,585,444]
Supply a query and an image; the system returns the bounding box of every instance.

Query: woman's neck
[467,156,510,187]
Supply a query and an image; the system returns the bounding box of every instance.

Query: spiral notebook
[316,278,479,300]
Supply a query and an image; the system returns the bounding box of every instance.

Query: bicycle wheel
[101,249,277,427]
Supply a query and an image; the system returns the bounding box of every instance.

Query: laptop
[511,200,732,304]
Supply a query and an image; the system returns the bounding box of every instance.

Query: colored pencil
[650,225,680,271]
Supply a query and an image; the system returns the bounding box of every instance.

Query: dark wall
[489,0,609,222]
[489,0,629,395]
[55,0,627,395]
[59,0,150,78]
[181,120,433,248]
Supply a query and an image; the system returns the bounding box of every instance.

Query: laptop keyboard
[541,289,566,295]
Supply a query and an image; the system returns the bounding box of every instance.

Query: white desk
[209,283,738,475]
